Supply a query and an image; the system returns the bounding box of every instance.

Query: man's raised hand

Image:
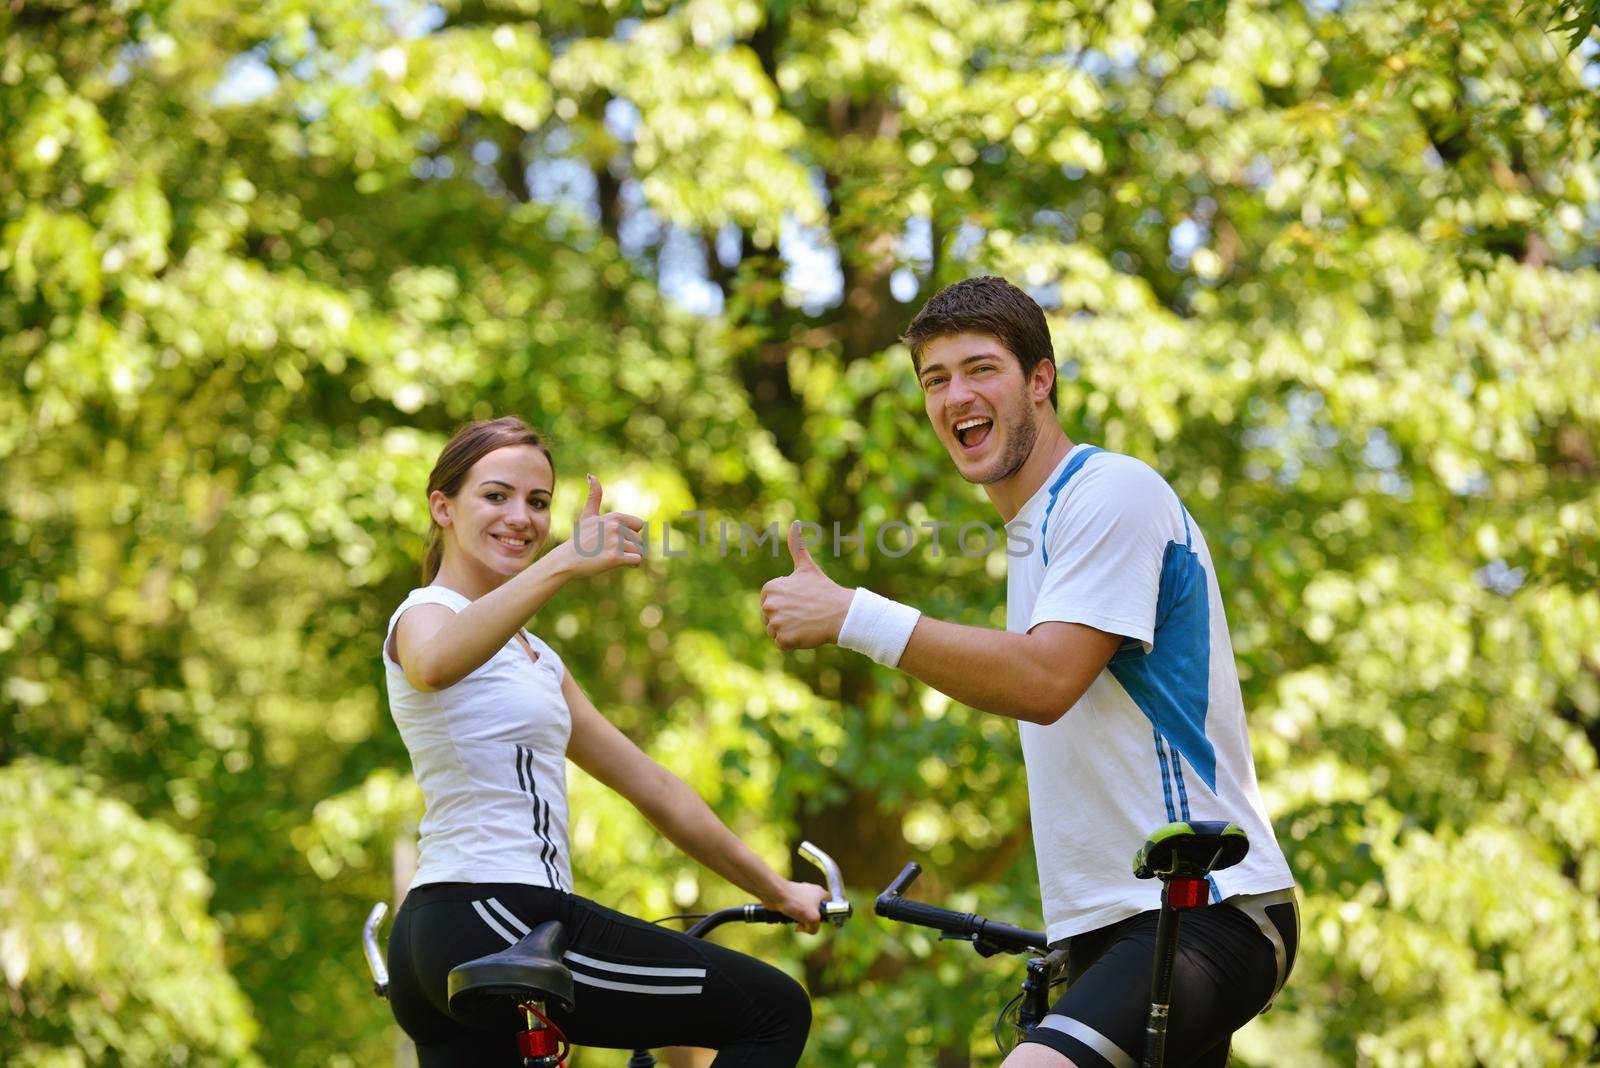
[759,521,854,651]
[560,475,645,576]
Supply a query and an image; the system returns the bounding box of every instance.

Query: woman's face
[433,444,555,581]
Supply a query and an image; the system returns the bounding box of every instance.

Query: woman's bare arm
[561,672,826,930]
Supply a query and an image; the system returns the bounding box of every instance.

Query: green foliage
[3,0,1598,1064]
[0,760,260,1066]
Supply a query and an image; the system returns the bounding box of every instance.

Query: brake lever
[973,938,1007,958]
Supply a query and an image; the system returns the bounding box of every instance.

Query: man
[760,276,1297,1067]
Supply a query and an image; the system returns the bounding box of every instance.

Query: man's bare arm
[759,523,1123,724]
[896,618,1123,725]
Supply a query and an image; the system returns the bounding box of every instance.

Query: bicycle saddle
[447,921,576,1027]
[1133,820,1249,881]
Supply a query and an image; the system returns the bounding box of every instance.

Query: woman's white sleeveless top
[383,585,573,892]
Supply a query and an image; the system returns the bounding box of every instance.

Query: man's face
[918,332,1042,485]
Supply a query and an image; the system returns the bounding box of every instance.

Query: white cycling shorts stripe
[486,897,532,937]
[1226,886,1298,996]
[570,972,704,996]
[563,949,707,979]
[471,900,519,945]
[1037,1014,1136,1068]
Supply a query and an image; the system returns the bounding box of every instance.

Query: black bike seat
[447,921,576,1027]
[1133,820,1250,881]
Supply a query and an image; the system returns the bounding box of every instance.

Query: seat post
[516,1000,565,1067]
[1131,820,1251,1068]
[1144,876,1207,1067]
[446,919,574,1065]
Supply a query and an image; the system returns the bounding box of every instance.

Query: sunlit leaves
[3,0,1598,1064]
[0,760,261,1067]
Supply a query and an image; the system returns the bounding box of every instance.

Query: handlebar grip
[974,917,1052,954]
[875,894,980,939]
[686,904,788,937]
[745,906,792,925]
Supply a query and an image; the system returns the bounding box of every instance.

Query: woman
[383,417,825,1066]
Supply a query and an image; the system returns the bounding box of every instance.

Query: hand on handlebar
[685,842,849,939]
[764,880,830,934]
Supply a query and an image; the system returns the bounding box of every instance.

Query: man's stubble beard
[970,387,1040,486]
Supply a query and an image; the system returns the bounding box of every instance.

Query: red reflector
[1167,877,1208,909]
[519,1029,557,1057]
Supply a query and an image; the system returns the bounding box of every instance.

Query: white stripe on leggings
[486,897,531,936]
[570,972,704,996]
[1224,887,1298,997]
[471,900,518,945]
[563,950,707,979]
[1037,1014,1136,1068]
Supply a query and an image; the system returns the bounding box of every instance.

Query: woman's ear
[428,490,453,528]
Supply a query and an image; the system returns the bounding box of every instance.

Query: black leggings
[387,882,811,1067]
[1019,891,1298,1067]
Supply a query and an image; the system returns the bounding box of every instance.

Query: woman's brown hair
[421,417,555,583]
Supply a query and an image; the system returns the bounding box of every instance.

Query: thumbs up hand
[785,519,821,573]
[759,521,853,651]
[557,475,646,578]
[580,473,604,520]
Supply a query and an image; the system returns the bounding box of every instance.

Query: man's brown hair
[902,275,1058,409]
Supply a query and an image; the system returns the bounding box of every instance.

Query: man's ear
[1033,359,1058,406]
[428,490,453,528]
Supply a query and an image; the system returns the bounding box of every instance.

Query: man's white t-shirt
[1007,444,1294,944]
[383,585,574,893]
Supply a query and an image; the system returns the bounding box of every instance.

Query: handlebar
[875,862,1050,956]
[362,902,390,998]
[800,840,853,927]
[685,903,797,937]
[687,840,852,937]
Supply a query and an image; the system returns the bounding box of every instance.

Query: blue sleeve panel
[1107,536,1220,794]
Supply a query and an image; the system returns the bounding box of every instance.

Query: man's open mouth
[954,416,993,450]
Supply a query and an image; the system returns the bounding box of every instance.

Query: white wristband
[837,588,921,668]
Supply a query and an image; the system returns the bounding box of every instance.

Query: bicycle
[361,842,852,1067]
[875,820,1249,1067]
